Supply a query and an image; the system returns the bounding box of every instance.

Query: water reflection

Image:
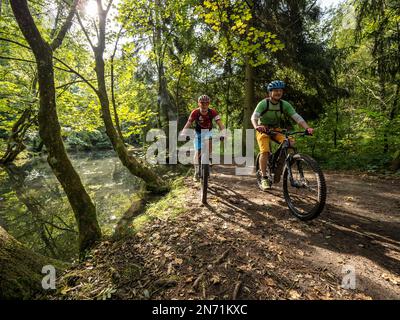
[0,151,143,261]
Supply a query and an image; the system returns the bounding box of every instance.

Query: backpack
[259,99,293,129]
[195,108,213,133]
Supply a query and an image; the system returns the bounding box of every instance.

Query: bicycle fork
[286,154,307,188]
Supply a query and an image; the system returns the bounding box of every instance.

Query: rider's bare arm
[251,111,267,133]
[291,113,314,134]
[291,113,307,128]
[251,111,260,129]
[216,119,225,131]
[251,119,259,130]
[180,119,194,137]
[182,119,193,130]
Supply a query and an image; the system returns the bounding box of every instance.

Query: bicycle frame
[266,129,306,187]
[198,148,210,178]
[197,138,211,177]
[197,136,211,204]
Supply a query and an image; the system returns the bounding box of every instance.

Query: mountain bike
[196,135,224,204]
[255,129,326,220]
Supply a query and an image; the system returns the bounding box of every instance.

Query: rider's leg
[256,131,271,177]
[193,134,201,180]
[193,150,199,165]
[208,138,212,164]
[271,129,294,183]
[193,150,199,178]
[259,152,269,176]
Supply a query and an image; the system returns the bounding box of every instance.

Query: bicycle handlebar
[266,128,312,137]
[185,136,225,141]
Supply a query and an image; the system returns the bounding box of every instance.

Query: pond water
[0,151,144,261]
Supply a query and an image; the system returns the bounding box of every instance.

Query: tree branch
[0,55,76,73]
[105,0,113,14]
[354,74,389,107]
[0,55,36,64]
[56,77,99,90]
[9,0,48,55]
[93,18,100,40]
[50,0,80,51]
[53,56,99,94]
[49,4,61,39]
[0,36,31,50]
[75,10,96,51]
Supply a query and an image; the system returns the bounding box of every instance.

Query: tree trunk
[0,75,38,165]
[224,58,233,129]
[94,49,167,192]
[243,58,255,129]
[110,57,124,142]
[380,62,388,153]
[110,28,124,142]
[0,109,33,164]
[333,67,339,148]
[152,0,177,159]
[158,62,178,154]
[389,83,399,169]
[10,0,101,254]
[89,5,168,193]
[0,226,67,299]
[243,57,255,153]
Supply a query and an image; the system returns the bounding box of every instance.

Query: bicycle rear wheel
[283,153,326,220]
[200,163,209,204]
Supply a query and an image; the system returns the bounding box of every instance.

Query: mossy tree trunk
[10,0,102,253]
[0,226,67,299]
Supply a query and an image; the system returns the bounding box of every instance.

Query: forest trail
[57,166,400,300]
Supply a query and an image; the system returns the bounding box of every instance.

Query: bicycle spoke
[283,155,326,219]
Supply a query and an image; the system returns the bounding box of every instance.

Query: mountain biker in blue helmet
[251,80,314,190]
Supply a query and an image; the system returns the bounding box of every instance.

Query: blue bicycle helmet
[266,80,285,92]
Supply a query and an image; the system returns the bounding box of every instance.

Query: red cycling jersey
[189,108,220,132]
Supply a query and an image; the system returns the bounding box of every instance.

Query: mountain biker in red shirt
[181,95,225,181]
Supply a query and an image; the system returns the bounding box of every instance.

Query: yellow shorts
[256,128,293,153]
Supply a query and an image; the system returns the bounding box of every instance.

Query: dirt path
[57,166,400,300]
[188,165,400,299]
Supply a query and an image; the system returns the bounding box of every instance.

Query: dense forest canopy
[1,0,398,167]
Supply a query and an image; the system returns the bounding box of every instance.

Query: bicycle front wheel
[200,163,209,204]
[283,154,326,220]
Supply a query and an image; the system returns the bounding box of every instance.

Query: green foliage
[198,0,284,67]
[314,0,400,171]
[131,177,187,232]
